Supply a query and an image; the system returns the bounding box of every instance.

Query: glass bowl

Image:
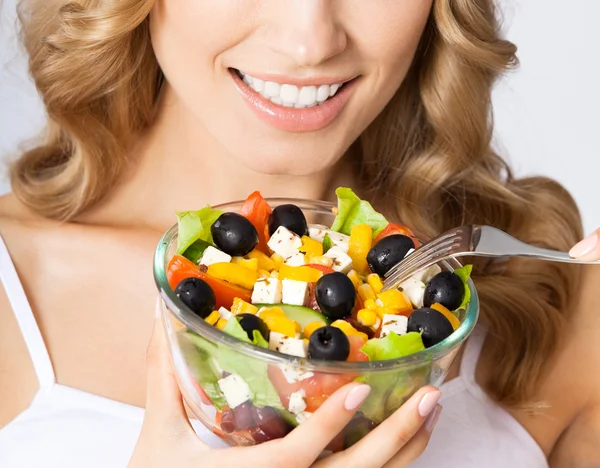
[153,198,479,450]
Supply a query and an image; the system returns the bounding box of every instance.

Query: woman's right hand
[129,315,442,468]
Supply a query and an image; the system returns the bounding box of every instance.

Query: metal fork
[382,225,600,292]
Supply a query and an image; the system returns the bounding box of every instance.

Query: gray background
[1,0,598,233]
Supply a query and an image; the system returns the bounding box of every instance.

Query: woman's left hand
[570,229,600,261]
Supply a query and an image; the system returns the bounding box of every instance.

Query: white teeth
[239,71,344,108]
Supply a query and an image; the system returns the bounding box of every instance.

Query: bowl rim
[153,197,479,374]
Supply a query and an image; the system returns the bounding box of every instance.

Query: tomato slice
[374,222,420,248]
[306,264,335,275]
[239,191,272,254]
[167,255,252,309]
[347,335,369,362]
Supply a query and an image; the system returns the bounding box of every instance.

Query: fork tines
[382,228,465,291]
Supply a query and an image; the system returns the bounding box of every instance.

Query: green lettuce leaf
[357,332,427,423]
[176,206,223,255]
[453,264,473,310]
[330,187,389,237]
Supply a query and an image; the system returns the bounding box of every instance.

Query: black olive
[315,272,356,320]
[423,271,465,311]
[251,406,293,440]
[211,212,259,256]
[268,204,308,237]
[308,326,350,361]
[407,307,454,348]
[367,235,415,277]
[174,277,216,319]
[236,314,270,342]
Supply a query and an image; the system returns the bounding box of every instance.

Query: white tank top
[0,235,548,468]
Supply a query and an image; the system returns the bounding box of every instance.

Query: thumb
[569,229,600,261]
[142,299,195,436]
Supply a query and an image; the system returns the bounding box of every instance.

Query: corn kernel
[377,289,413,314]
[231,298,258,315]
[264,316,297,337]
[216,318,228,331]
[357,309,377,327]
[271,253,285,270]
[205,310,221,326]
[308,255,334,268]
[367,274,383,294]
[347,270,363,289]
[364,299,377,310]
[431,303,461,330]
[304,321,325,339]
[270,270,279,279]
[358,283,377,303]
[331,320,369,342]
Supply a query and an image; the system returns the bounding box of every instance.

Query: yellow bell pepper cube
[258,269,270,278]
[357,309,377,327]
[247,250,277,271]
[207,262,259,290]
[263,315,298,337]
[300,236,323,258]
[278,264,322,283]
[348,224,372,273]
[205,310,221,326]
[231,298,259,316]
[331,320,368,342]
[216,318,228,331]
[357,283,377,303]
[304,321,325,339]
[347,270,363,290]
[431,303,461,330]
[366,274,383,294]
[364,298,377,310]
[258,307,285,319]
[377,289,413,314]
[231,257,259,271]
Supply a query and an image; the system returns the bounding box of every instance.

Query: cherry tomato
[189,373,214,406]
[167,255,252,309]
[239,191,273,254]
[374,222,420,248]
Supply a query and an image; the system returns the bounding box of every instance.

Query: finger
[382,404,442,468]
[276,382,371,465]
[569,230,600,261]
[341,386,441,468]
[143,299,195,436]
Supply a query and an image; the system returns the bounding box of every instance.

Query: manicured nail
[425,405,442,434]
[345,385,371,411]
[569,232,598,258]
[418,390,442,417]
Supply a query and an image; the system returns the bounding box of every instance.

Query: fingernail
[418,390,442,417]
[569,232,598,258]
[425,405,442,434]
[344,385,371,411]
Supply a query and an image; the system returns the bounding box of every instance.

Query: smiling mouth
[231,68,351,109]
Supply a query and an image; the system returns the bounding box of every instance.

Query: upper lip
[232,68,358,87]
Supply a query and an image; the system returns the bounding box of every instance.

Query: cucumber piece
[183,239,212,264]
[256,304,330,328]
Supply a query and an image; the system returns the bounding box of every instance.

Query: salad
[166,188,472,447]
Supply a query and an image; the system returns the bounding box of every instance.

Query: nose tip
[292,27,347,67]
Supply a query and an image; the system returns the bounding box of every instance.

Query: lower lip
[230,70,356,133]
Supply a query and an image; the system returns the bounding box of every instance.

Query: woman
[0,0,598,467]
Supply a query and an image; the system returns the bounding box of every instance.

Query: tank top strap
[459,324,488,388]
[0,234,56,390]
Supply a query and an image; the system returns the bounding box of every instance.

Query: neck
[83,86,357,231]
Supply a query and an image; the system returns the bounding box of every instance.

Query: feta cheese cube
[282,279,310,306]
[279,365,314,384]
[324,247,353,274]
[268,226,302,258]
[411,264,442,284]
[308,226,350,253]
[380,314,408,338]
[296,411,313,424]
[288,389,307,414]
[217,373,251,409]
[199,246,232,267]
[269,332,307,357]
[251,277,282,304]
[218,307,234,320]
[400,277,426,308]
[285,252,306,267]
